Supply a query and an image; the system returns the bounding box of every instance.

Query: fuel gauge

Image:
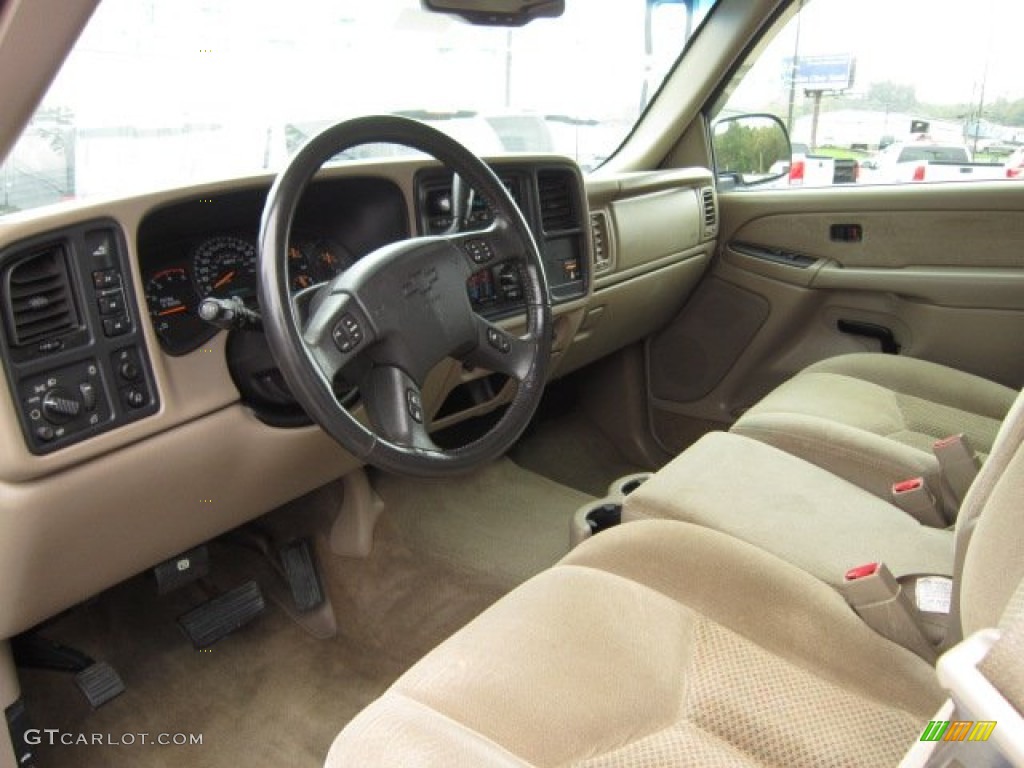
[145,268,213,355]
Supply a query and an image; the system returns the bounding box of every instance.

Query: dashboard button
[97,290,125,315]
[79,382,97,411]
[35,425,55,442]
[92,269,121,289]
[121,386,148,410]
[42,388,81,424]
[37,338,64,355]
[119,361,140,381]
[103,314,131,337]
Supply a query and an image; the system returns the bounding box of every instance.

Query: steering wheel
[258,115,553,477]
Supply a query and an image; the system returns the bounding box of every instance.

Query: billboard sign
[783,54,856,91]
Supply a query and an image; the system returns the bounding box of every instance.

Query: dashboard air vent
[5,245,79,347]
[700,186,718,240]
[590,211,612,273]
[538,170,576,233]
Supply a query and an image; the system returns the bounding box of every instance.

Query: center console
[415,161,590,320]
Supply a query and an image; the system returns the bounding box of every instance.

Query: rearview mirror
[712,114,791,187]
[421,0,564,26]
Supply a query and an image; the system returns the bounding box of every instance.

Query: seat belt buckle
[840,561,937,662]
[933,434,980,506]
[891,477,943,527]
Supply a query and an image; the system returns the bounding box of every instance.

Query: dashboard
[0,155,716,641]
[138,178,408,356]
[138,164,590,360]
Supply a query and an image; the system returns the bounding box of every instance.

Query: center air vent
[590,211,612,273]
[700,186,718,240]
[4,245,79,347]
[538,170,577,233]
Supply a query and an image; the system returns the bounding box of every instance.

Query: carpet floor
[17,455,588,768]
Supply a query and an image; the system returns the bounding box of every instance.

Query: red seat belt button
[845,562,879,581]
[893,477,923,494]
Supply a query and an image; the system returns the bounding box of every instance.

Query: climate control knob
[41,387,82,424]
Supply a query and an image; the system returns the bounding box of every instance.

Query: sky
[729,0,1024,112]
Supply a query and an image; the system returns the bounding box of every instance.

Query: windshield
[0,0,716,216]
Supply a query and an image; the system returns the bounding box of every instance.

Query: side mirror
[711,114,791,187]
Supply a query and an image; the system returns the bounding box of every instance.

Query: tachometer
[192,236,258,300]
[145,267,213,355]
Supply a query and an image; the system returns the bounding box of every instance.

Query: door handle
[837,319,901,354]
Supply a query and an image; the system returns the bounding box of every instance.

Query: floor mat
[372,457,593,587]
[509,409,647,497]
[18,497,504,768]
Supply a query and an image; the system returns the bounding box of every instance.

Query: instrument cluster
[143,234,355,355]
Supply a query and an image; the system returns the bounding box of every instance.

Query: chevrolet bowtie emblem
[402,266,439,297]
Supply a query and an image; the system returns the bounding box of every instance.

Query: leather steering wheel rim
[258,115,552,478]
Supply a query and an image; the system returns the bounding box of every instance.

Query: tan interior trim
[0,0,99,164]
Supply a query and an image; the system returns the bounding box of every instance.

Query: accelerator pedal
[280,539,325,613]
[75,662,125,709]
[178,580,265,648]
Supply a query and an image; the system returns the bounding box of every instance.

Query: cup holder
[607,472,654,499]
[570,498,623,548]
[586,503,622,534]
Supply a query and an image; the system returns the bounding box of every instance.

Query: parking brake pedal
[153,545,210,594]
[279,539,325,613]
[75,662,125,709]
[178,580,265,648]
[12,635,125,708]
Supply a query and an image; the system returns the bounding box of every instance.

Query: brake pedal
[279,539,325,613]
[75,662,125,709]
[178,580,265,648]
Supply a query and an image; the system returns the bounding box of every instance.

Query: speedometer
[192,236,257,300]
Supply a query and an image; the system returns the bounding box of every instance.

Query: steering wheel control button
[332,314,363,354]
[464,238,494,264]
[486,327,511,353]
[406,388,423,423]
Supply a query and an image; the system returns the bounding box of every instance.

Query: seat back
[955,388,1024,639]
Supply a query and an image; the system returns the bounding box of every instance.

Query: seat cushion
[731,353,1016,519]
[326,521,943,767]
[623,431,953,587]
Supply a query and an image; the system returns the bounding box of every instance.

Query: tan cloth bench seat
[325,392,1024,768]
[731,353,1016,521]
[327,521,944,767]
[622,430,953,588]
